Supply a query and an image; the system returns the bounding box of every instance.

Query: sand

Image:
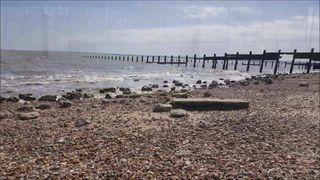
[0,73,319,179]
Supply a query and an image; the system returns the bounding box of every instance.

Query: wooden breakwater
[81,48,320,74]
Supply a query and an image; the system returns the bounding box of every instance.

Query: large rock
[208,81,218,89]
[0,96,7,103]
[36,104,51,110]
[195,80,202,84]
[18,112,40,120]
[152,84,159,88]
[75,118,90,127]
[59,100,73,108]
[175,82,183,86]
[171,98,249,110]
[19,94,36,101]
[105,93,115,99]
[62,92,82,100]
[39,95,57,101]
[141,86,152,91]
[153,103,172,112]
[170,109,188,118]
[99,87,116,93]
[83,93,94,98]
[128,93,142,99]
[6,97,19,102]
[299,82,309,87]
[239,80,249,86]
[264,78,273,85]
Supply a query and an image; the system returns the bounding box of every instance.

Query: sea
[0,50,312,97]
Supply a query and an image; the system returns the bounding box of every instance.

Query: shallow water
[0,50,313,97]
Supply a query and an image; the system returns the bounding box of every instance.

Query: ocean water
[0,50,311,97]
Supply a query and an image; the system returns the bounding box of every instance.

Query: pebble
[18,111,40,120]
[170,109,188,118]
[75,118,91,127]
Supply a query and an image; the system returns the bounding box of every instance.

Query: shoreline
[0,72,319,178]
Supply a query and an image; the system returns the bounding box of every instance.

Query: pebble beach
[0,72,319,179]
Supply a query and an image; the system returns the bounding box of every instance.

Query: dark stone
[119,87,130,92]
[172,93,188,98]
[253,81,259,85]
[36,104,51,110]
[0,96,7,103]
[16,106,34,112]
[105,93,115,99]
[299,82,309,87]
[59,100,73,108]
[163,80,168,83]
[128,93,142,99]
[62,92,82,100]
[39,95,57,101]
[75,88,83,93]
[163,84,169,88]
[19,94,36,101]
[152,84,159,88]
[195,80,202,84]
[208,81,218,89]
[264,78,273,84]
[141,86,152,91]
[172,80,179,84]
[122,90,132,95]
[116,94,125,98]
[75,118,90,127]
[170,87,176,92]
[180,89,188,92]
[6,96,19,102]
[99,87,116,93]
[175,82,183,86]
[203,81,207,84]
[224,79,231,85]
[239,80,250,86]
[83,93,94,98]
[200,84,207,88]
[203,92,211,97]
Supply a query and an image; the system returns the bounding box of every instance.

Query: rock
[203,92,211,97]
[75,118,90,127]
[62,92,82,100]
[230,80,237,84]
[203,81,207,84]
[196,80,202,84]
[105,93,115,99]
[141,86,152,91]
[119,99,127,104]
[208,81,218,89]
[175,82,183,86]
[299,82,309,87]
[99,87,116,93]
[224,79,231,85]
[36,104,51,110]
[6,97,19,102]
[59,100,73,108]
[172,80,179,84]
[133,79,140,82]
[180,89,188,93]
[39,95,57,101]
[170,87,176,92]
[128,93,142,99]
[119,87,130,92]
[115,94,125,98]
[163,80,168,83]
[140,98,148,103]
[153,103,172,112]
[219,78,224,80]
[253,81,259,85]
[152,84,159,88]
[83,93,94,98]
[239,80,249,86]
[172,93,188,98]
[19,94,36,101]
[184,84,189,87]
[171,98,249,110]
[163,84,169,88]
[200,84,207,88]
[198,120,210,128]
[264,78,273,84]
[18,112,40,120]
[101,99,110,104]
[0,96,7,103]
[75,88,83,92]
[170,109,188,118]
[16,106,34,112]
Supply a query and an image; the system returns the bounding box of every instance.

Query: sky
[1,0,319,55]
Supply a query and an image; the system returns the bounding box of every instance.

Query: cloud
[69,15,319,54]
[180,5,252,19]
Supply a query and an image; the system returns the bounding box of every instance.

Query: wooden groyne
[81,49,320,74]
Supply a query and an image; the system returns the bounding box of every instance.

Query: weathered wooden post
[186,55,188,66]
[158,56,160,63]
[212,54,215,69]
[193,54,197,67]
[152,56,155,63]
[164,56,167,64]
[234,52,239,70]
[222,55,226,70]
[260,50,266,73]
[141,56,144,62]
[178,55,181,66]
[290,49,297,74]
[131,56,134,62]
[146,56,149,63]
[136,56,138,62]
[170,55,173,65]
[307,48,314,73]
[271,61,274,67]
[225,53,228,70]
[273,50,281,74]
[285,61,287,68]
[202,54,206,68]
[246,51,252,72]
[127,56,129,61]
